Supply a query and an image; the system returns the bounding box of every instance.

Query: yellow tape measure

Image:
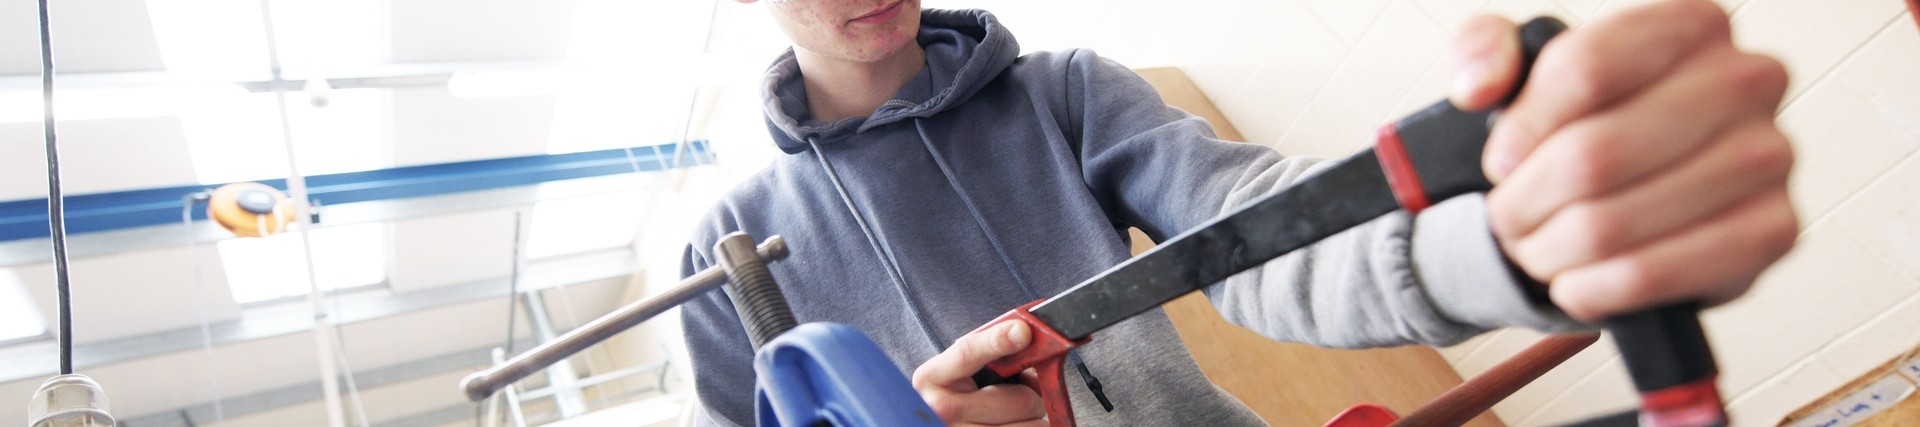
[206,183,297,238]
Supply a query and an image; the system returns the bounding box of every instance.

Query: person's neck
[795,43,926,123]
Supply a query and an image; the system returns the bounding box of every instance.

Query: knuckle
[1729,54,1790,101]
[1612,260,1664,305]
[1562,128,1624,190]
[1760,207,1800,257]
[910,366,934,386]
[1673,0,1731,38]
[958,335,993,362]
[922,394,963,421]
[1509,238,1557,281]
[1568,203,1626,253]
[1487,190,1528,239]
[1537,47,1607,106]
[1740,130,1795,179]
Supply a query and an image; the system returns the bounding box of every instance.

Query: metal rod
[460,236,787,402]
[521,290,588,417]
[1390,333,1600,426]
[255,0,353,424]
[488,348,528,427]
[505,210,524,354]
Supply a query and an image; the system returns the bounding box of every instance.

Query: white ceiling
[0,0,167,75]
[0,0,784,424]
[0,0,1218,424]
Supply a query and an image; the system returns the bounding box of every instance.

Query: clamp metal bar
[461,236,787,401]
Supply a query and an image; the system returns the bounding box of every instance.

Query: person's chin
[841,32,916,62]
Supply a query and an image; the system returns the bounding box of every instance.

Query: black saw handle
[1390,17,1725,427]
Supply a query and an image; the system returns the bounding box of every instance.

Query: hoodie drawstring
[806,137,949,353]
[913,120,1115,413]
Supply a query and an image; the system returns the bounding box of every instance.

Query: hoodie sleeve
[679,244,757,427]
[1060,49,1587,348]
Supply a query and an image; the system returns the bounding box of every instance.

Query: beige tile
[1438,328,1500,363]
[1274,0,1450,158]
[1216,10,1350,144]
[1818,290,1920,382]
[1385,60,1450,122]
[1830,155,1920,283]
[1552,0,1609,20]
[1592,0,1748,20]
[1412,0,1492,32]
[1777,79,1916,221]
[1516,357,1637,426]
[1590,0,1674,19]
[1727,358,1847,426]
[1383,0,1587,123]
[1304,0,1394,45]
[1706,224,1914,396]
[986,0,1210,68]
[1730,0,1907,101]
[1454,328,1550,379]
[1476,0,1583,25]
[1489,332,1619,424]
[1180,0,1312,115]
[1383,1,1583,138]
[1833,16,1920,144]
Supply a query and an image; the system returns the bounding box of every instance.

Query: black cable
[36,0,74,376]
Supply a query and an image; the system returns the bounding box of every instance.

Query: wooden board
[1782,345,1920,426]
[1135,67,1502,427]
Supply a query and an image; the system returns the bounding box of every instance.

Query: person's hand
[1448,0,1797,322]
[910,321,1047,427]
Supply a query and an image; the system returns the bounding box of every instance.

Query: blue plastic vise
[754,322,943,427]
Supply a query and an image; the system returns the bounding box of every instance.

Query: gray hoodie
[679,9,1581,426]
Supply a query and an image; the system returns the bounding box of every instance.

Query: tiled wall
[951,0,1920,425]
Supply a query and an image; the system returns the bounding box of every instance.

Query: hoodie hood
[761,8,1020,154]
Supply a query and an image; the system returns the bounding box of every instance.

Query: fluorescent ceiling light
[0,269,46,341]
[219,223,389,304]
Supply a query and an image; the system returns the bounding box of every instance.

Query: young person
[680,1,1796,425]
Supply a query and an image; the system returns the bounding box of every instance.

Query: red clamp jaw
[970,299,1091,427]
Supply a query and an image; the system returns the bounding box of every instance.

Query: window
[219,223,389,303]
[0,269,46,342]
[527,192,646,259]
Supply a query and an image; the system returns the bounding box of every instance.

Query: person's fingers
[1449,15,1521,111]
[911,320,1032,391]
[1485,0,1732,180]
[930,383,1045,426]
[1508,120,1792,279]
[1548,188,1798,321]
[1487,48,1788,241]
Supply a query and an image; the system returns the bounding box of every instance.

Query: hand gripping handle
[968,299,1090,427]
[1381,16,1725,426]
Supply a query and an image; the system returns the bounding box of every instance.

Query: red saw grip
[970,299,1090,427]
